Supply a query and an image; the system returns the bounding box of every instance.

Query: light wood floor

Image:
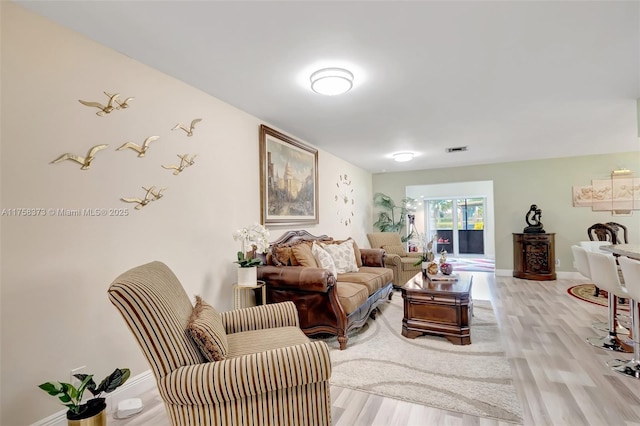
[112,274,640,426]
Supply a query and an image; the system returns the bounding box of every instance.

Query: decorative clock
[335,174,355,226]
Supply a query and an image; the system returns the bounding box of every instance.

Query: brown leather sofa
[257,230,394,350]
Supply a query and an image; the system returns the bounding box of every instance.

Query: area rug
[448,257,495,273]
[318,296,523,423]
[567,283,629,311]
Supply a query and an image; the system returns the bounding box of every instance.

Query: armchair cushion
[382,243,408,257]
[312,242,337,277]
[226,326,309,357]
[322,239,358,273]
[187,296,229,362]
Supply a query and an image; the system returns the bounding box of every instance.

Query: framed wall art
[572,169,640,215]
[259,124,319,226]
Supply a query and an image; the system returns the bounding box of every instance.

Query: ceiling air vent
[446,146,468,153]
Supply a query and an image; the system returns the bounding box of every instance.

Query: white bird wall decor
[116,136,160,157]
[171,118,202,137]
[50,144,109,170]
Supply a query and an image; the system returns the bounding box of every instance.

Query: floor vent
[446,146,468,153]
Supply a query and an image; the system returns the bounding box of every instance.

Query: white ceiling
[16,1,640,173]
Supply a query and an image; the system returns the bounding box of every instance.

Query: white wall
[0,3,372,424]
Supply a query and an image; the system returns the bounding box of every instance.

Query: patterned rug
[449,257,495,273]
[318,295,523,423]
[567,284,629,311]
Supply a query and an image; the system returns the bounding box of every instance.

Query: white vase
[237,266,257,287]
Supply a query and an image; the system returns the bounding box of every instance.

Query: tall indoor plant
[232,223,270,286]
[373,192,416,241]
[39,368,130,426]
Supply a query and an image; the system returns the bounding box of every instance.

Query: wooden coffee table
[401,272,473,345]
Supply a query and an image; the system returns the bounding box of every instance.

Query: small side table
[233,280,266,309]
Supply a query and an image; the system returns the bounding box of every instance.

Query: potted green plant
[39,368,130,426]
[373,192,417,241]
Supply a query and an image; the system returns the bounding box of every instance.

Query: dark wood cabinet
[513,233,556,281]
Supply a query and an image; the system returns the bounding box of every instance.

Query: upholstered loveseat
[257,230,394,350]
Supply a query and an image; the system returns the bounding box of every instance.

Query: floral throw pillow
[311,241,337,277]
[322,240,359,273]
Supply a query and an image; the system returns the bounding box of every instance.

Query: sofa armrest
[383,253,401,266]
[158,341,331,405]
[221,301,299,334]
[360,248,386,267]
[258,265,335,293]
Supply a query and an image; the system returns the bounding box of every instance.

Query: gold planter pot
[68,409,106,426]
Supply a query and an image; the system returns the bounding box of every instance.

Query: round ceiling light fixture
[393,152,415,162]
[310,67,354,96]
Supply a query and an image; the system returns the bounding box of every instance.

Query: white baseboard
[557,271,582,279]
[32,370,156,426]
[496,269,581,279]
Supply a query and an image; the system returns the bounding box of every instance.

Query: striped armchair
[367,232,422,287]
[108,261,332,426]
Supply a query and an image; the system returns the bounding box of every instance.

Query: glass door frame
[424,197,486,257]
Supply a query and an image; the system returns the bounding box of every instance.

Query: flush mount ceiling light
[393,152,414,162]
[310,68,354,96]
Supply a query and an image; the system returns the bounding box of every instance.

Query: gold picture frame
[259,125,319,226]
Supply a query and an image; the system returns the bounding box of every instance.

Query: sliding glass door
[425,198,485,256]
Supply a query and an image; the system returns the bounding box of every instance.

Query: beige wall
[0,4,371,424]
[373,152,639,272]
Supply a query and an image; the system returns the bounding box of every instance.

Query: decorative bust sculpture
[524,204,545,233]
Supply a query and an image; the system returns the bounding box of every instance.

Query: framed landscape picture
[259,124,319,226]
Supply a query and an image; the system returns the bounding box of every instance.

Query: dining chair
[606,222,629,244]
[608,256,640,379]
[585,251,632,353]
[572,245,627,335]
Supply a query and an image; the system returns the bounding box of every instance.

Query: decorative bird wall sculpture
[50,144,109,170]
[78,93,120,116]
[161,153,197,175]
[104,92,134,109]
[143,186,166,201]
[171,118,202,137]
[121,186,160,210]
[116,136,160,157]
